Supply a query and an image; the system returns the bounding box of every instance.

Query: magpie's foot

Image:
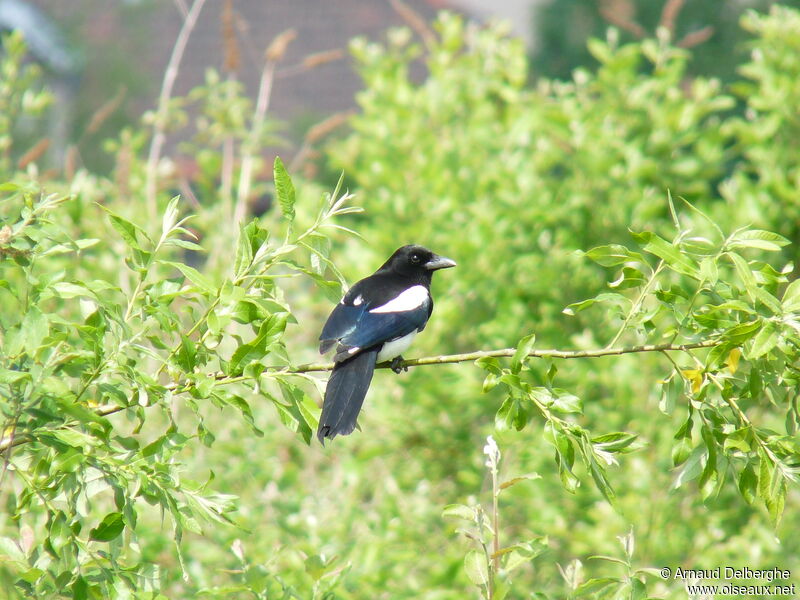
[390,356,408,374]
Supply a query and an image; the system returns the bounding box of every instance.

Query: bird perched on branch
[317,245,456,444]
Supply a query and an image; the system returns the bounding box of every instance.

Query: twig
[173,0,189,18]
[0,339,720,454]
[390,0,436,48]
[677,27,714,49]
[276,49,345,79]
[16,139,50,170]
[291,339,719,373]
[83,86,127,137]
[607,261,665,348]
[599,0,647,39]
[233,30,296,224]
[145,0,207,220]
[659,0,684,35]
[289,111,354,172]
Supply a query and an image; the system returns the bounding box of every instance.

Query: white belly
[377,330,418,362]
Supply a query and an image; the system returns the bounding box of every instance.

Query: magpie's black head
[380,245,457,278]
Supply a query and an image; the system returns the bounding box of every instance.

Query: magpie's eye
[410,253,421,264]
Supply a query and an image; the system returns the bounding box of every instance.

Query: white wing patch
[377,331,418,362]
[352,295,364,306]
[369,285,429,314]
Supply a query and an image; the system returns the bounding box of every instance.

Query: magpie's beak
[424,254,457,270]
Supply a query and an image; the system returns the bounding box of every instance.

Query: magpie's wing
[319,301,364,354]
[319,283,430,361]
[320,304,429,361]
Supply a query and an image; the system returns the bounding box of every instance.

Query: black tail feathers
[317,348,379,444]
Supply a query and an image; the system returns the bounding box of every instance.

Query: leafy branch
[0,338,720,454]
[293,339,719,373]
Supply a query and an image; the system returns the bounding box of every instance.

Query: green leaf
[89,512,125,542]
[699,256,719,285]
[228,313,288,374]
[753,287,782,314]
[727,252,757,300]
[0,367,30,383]
[47,511,70,553]
[166,238,204,252]
[229,300,262,324]
[563,293,631,316]
[672,414,694,466]
[584,244,640,267]
[475,356,502,375]
[748,321,778,358]
[0,536,27,563]
[608,266,645,289]
[161,195,181,237]
[782,279,800,312]
[495,538,547,572]
[495,397,520,431]
[101,206,150,250]
[72,575,88,600]
[50,282,96,299]
[631,231,699,278]
[464,549,489,588]
[499,473,541,490]
[673,445,705,488]
[162,261,216,295]
[587,454,615,503]
[228,395,264,436]
[766,477,786,528]
[729,229,790,252]
[441,504,475,521]
[21,306,48,352]
[174,335,197,372]
[757,453,772,503]
[592,432,639,453]
[274,381,313,444]
[659,375,683,414]
[234,225,254,277]
[511,333,535,373]
[725,320,762,344]
[546,424,579,493]
[738,463,757,505]
[551,390,582,414]
[630,577,648,600]
[304,555,327,581]
[574,577,619,597]
[273,157,296,223]
[723,428,752,453]
[48,429,99,450]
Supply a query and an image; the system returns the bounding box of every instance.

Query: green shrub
[2,6,800,598]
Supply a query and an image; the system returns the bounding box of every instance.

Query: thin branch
[276,49,345,79]
[599,0,647,39]
[289,110,354,173]
[659,0,684,35]
[607,261,665,348]
[677,26,714,49]
[145,0,207,220]
[390,0,436,48]
[173,0,189,18]
[233,30,296,224]
[0,339,719,454]
[291,339,720,373]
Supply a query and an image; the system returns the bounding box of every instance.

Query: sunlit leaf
[273,156,296,223]
[89,512,125,542]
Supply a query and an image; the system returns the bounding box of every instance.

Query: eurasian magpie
[317,245,456,443]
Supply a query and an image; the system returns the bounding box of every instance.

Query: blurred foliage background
[2,1,800,599]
